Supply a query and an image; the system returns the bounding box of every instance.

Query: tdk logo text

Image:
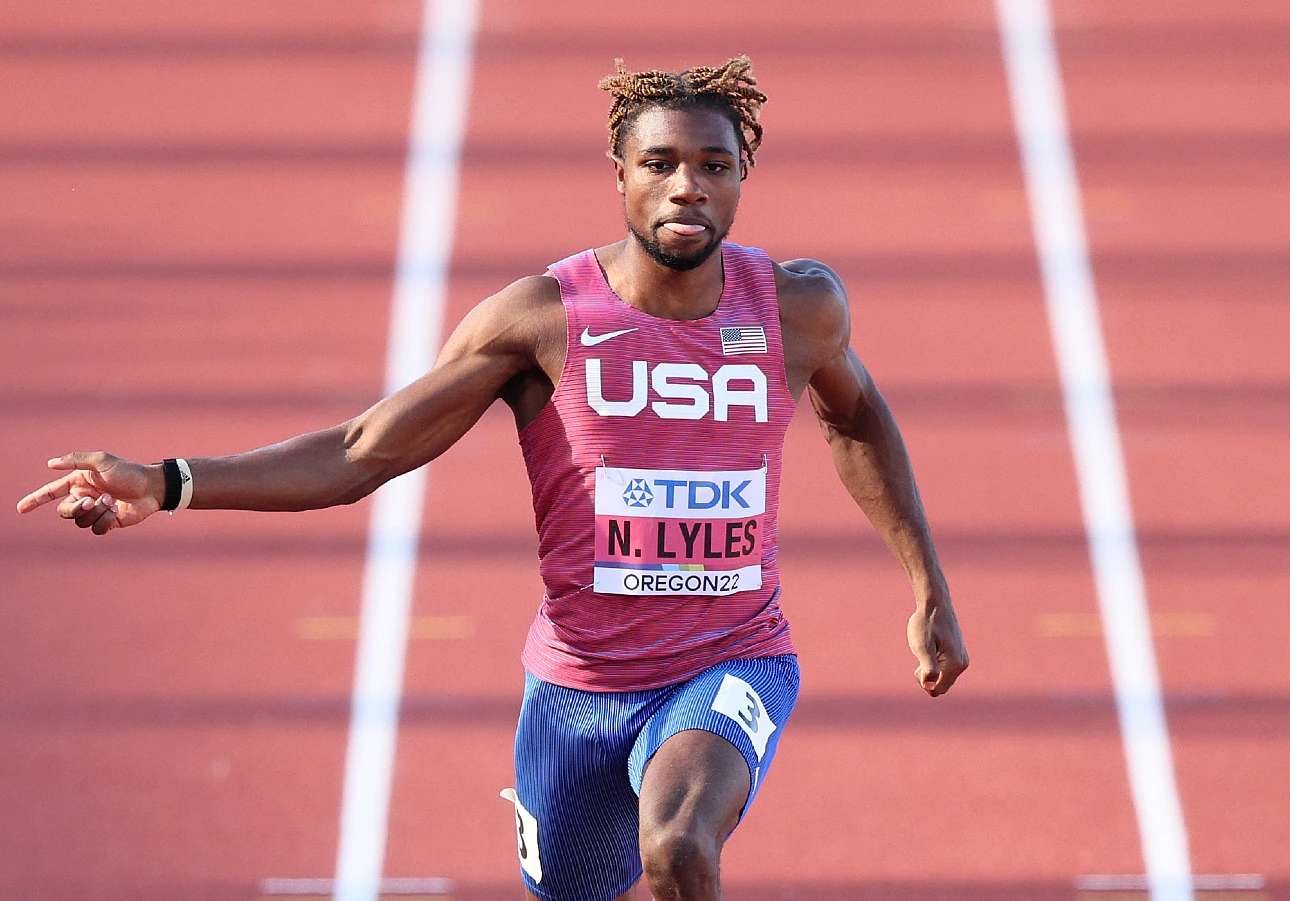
[620,478,754,511]
[586,360,768,422]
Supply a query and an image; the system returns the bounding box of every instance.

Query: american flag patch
[720,326,768,355]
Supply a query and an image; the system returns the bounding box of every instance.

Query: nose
[667,164,707,205]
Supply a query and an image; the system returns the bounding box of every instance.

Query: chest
[567,312,781,427]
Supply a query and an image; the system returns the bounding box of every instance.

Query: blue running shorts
[502,654,800,901]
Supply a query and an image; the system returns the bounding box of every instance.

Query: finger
[74,495,115,530]
[927,650,970,697]
[907,610,942,689]
[17,474,79,513]
[91,503,119,536]
[912,638,940,691]
[930,672,959,697]
[927,666,953,697]
[916,663,941,694]
[58,495,98,519]
[47,451,112,473]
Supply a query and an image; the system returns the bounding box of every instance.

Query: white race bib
[592,466,765,596]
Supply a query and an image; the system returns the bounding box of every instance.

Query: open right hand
[16,452,162,535]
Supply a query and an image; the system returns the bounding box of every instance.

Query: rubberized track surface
[2,1,1287,898]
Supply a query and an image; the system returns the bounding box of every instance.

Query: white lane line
[994,2,1194,900]
[332,2,479,900]
[1078,874,1264,892]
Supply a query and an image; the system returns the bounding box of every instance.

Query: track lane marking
[994,1,1194,899]
[331,1,479,900]
[263,876,452,896]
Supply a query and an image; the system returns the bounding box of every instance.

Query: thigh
[628,655,800,823]
[637,727,751,850]
[506,674,648,901]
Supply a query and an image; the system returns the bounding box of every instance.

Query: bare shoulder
[445,273,564,361]
[774,259,851,348]
[774,260,852,395]
[493,272,563,307]
[776,258,846,294]
[469,274,563,334]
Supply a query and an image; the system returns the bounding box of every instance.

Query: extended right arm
[17,275,562,533]
[180,319,530,512]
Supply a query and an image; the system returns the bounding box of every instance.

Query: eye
[705,161,732,172]
[643,160,672,173]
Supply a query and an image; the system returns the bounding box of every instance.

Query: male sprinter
[18,57,968,901]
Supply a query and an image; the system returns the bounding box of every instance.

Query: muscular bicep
[342,276,559,477]
[344,342,523,470]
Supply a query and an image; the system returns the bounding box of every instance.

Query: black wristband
[158,458,182,512]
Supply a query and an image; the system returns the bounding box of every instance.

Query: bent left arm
[783,262,968,696]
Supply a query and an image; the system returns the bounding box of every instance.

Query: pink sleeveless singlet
[518,242,798,691]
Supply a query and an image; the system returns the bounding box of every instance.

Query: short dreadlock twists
[598,56,768,166]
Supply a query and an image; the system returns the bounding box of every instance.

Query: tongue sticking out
[661,222,706,236]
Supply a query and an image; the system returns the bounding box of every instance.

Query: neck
[596,239,725,321]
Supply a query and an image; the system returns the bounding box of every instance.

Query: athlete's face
[615,106,745,272]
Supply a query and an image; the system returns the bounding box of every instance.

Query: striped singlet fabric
[518,242,797,691]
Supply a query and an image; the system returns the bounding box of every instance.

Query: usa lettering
[585,359,768,422]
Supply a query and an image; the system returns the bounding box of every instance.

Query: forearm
[822,394,948,606]
[163,423,385,512]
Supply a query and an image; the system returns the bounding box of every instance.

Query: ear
[609,152,626,195]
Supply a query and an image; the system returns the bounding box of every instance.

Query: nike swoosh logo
[580,327,639,347]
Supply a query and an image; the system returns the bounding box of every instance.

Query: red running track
[1,1,1287,899]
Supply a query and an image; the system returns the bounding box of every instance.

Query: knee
[640,821,719,892]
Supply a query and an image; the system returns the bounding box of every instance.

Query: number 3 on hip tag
[711,673,776,760]
[500,788,542,882]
